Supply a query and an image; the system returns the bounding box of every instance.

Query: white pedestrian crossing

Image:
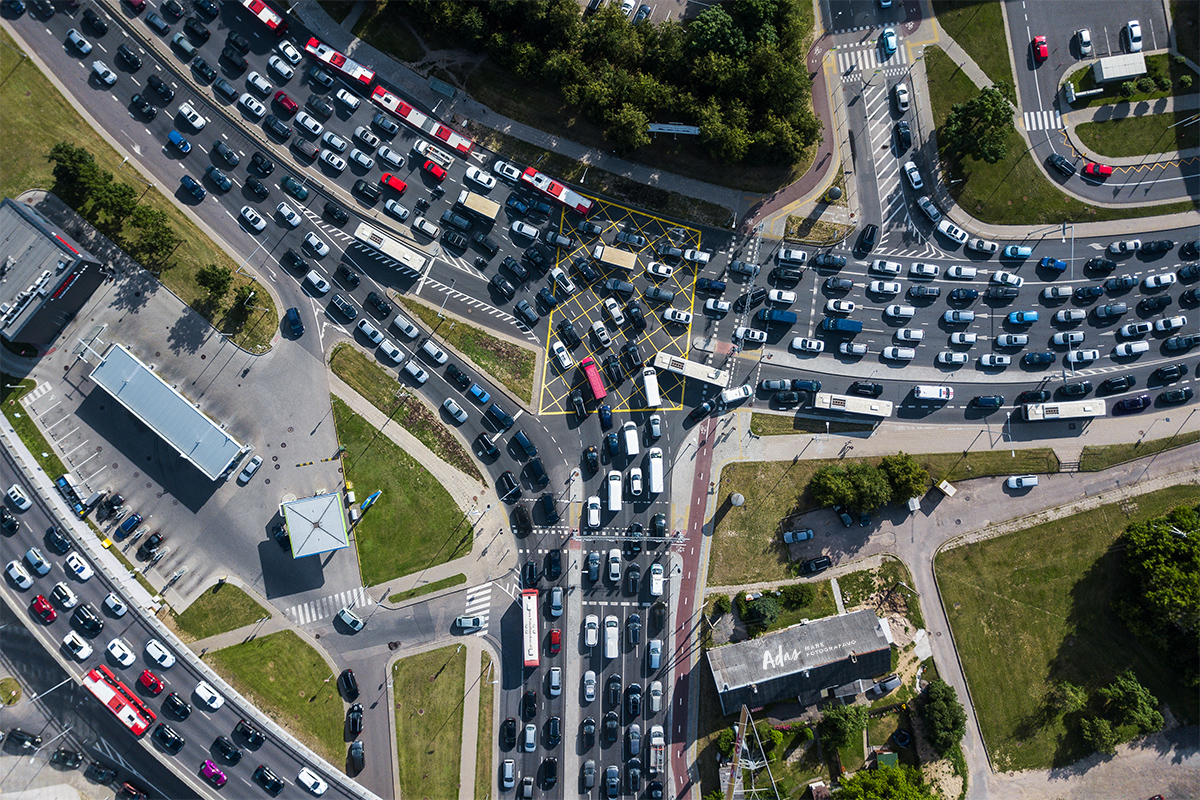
[1023,110,1062,131]
[463,582,494,636]
[284,587,368,626]
[835,44,909,75]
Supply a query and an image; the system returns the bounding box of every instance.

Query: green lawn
[768,726,829,797]
[172,583,270,641]
[931,0,1015,91]
[388,573,467,603]
[936,484,1200,771]
[332,397,469,586]
[750,413,874,436]
[708,449,1059,586]
[1065,54,1199,109]
[1080,430,1200,471]
[1075,110,1200,158]
[393,646,467,800]
[475,651,494,800]
[398,297,537,406]
[1,377,67,477]
[924,46,1198,224]
[204,631,345,766]
[329,344,483,483]
[765,580,839,633]
[0,30,276,353]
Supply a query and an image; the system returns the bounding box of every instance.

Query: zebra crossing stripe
[835,45,908,74]
[286,587,368,625]
[1023,110,1062,131]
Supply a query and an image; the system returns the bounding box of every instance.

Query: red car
[1083,162,1113,178]
[274,91,298,115]
[422,159,447,181]
[123,0,146,12]
[32,594,56,623]
[548,628,561,655]
[1032,35,1048,61]
[380,173,407,194]
[139,669,164,695]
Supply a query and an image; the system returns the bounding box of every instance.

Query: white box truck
[647,447,664,494]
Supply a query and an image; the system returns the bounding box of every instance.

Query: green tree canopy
[834,764,938,800]
[879,452,929,500]
[1079,715,1119,755]
[195,265,233,300]
[1098,670,1163,735]
[48,141,106,208]
[811,465,855,508]
[941,84,1014,163]
[821,702,867,749]
[687,6,748,59]
[846,463,892,513]
[921,679,967,755]
[606,103,652,152]
[1119,506,1200,646]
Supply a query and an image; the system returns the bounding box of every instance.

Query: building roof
[707,608,893,714]
[280,492,350,558]
[1092,53,1146,82]
[88,344,247,480]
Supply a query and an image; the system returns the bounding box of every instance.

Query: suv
[800,556,832,575]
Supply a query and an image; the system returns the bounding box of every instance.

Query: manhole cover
[955,518,962,525]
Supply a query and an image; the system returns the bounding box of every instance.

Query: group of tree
[834,764,938,800]
[394,0,821,164]
[810,452,930,514]
[919,679,967,756]
[47,142,182,268]
[940,83,1015,164]
[1055,670,1165,755]
[820,702,868,750]
[736,590,780,634]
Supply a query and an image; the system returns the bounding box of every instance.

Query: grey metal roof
[280,492,350,558]
[89,344,247,480]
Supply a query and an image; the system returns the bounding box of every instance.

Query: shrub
[743,596,781,632]
[1154,73,1171,91]
[821,703,868,749]
[920,679,967,755]
[717,727,736,757]
[1119,80,1137,97]
[1136,76,1157,94]
[713,594,732,615]
[796,725,814,741]
[781,582,816,609]
[1181,75,1194,90]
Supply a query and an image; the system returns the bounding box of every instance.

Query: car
[663,308,692,325]
[152,723,185,754]
[894,81,910,111]
[902,161,923,190]
[1083,161,1113,179]
[869,281,901,296]
[304,232,330,257]
[1154,315,1188,333]
[91,59,118,86]
[1060,380,1094,397]
[1047,152,1076,177]
[1041,286,1071,301]
[768,289,797,305]
[1032,35,1048,61]
[840,342,869,357]
[1109,239,1142,254]
[254,764,284,795]
[1143,239,1175,255]
[1007,474,1039,489]
[240,205,267,232]
[33,593,56,622]
[194,680,224,710]
[1115,394,1153,413]
[791,337,824,353]
[937,220,969,244]
[1142,271,1177,290]
[1155,363,1186,383]
[1126,19,1142,52]
[67,28,94,55]
[883,346,915,361]
[825,277,854,292]
[896,328,923,342]
[239,92,266,119]
[881,27,897,56]
[1105,274,1137,292]
[106,636,135,667]
[1100,376,1136,395]
[980,353,1010,367]
[1160,387,1195,405]
[800,555,832,575]
[1066,348,1100,364]
[273,38,301,65]
[5,559,33,589]
[1167,334,1200,351]
[139,668,165,695]
[944,310,975,324]
[1120,321,1154,339]
[949,287,980,302]
[938,351,968,365]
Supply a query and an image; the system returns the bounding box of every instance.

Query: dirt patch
[910,713,964,800]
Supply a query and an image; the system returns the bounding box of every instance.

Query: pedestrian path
[1023,109,1063,132]
[282,586,368,626]
[462,581,493,636]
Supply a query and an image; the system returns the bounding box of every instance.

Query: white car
[320,151,346,173]
[1077,28,1093,56]
[980,353,1011,367]
[91,60,117,86]
[239,454,264,482]
[583,670,597,701]
[996,334,1028,347]
[4,560,32,589]
[937,219,969,244]
[591,321,611,347]
[103,592,128,617]
[894,82,910,111]
[886,304,915,319]
[902,161,923,190]
[335,88,360,109]
[402,361,428,384]
[296,111,323,136]
[276,38,302,64]
[662,308,692,325]
[1053,331,1085,346]
[239,93,266,118]
[883,346,916,361]
[67,28,93,54]
[967,238,999,254]
[246,71,272,95]
[268,54,294,79]
[684,249,711,264]
[195,680,224,710]
[1126,19,1142,52]
[349,149,375,170]
[791,337,824,353]
[442,398,468,424]
[63,631,93,660]
[277,202,302,228]
[549,267,576,295]
[840,341,868,356]
[241,205,266,232]
[768,289,797,305]
[895,328,924,341]
[421,341,448,364]
[603,298,625,325]
[321,131,347,153]
[412,216,440,238]
[1109,239,1141,253]
[1120,321,1153,338]
[871,259,902,276]
[869,280,901,295]
[1007,474,1039,489]
[735,327,768,343]
[6,484,31,510]
[511,221,540,239]
[937,351,968,365]
[1154,315,1187,332]
[107,637,136,667]
[547,666,562,696]
[465,165,497,190]
[1144,273,1176,289]
[304,232,329,256]
[493,160,523,182]
[584,615,600,647]
[25,547,50,576]
[991,271,1024,287]
[1055,309,1086,324]
[146,638,176,668]
[1066,348,1100,364]
[705,298,731,314]
[385,199,409,220]
[909,263,939,279]
[629,468,643,496]
[377,145,403,169]
[65,552,93,581]
[646,261,674,278]
[391,316,419,339]
[178,102,206,130]
[297,767,328,796]
[378,339,403,364]
[946,265,978,279]
[552,340,573,370]
[950,331,978,345]
[1043,286,1072,300]
[586,496,601,528]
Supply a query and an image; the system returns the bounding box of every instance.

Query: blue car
[167,129,191,154]
[467,383,491,405]
[1007,310,1039,325]
[180,175,206,200]
[1039,257,1067,272]
[606,432,620,456]
[116,513,142,539]
[881,28,897,56]
[599,405,613,430]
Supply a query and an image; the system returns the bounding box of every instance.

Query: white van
[649,563,664,596]
[642,367,661,408]
[607,470,623,513]
[622,421,640,457]
[647,448,664,494]
[914,385,954,401]
[603,615,619,659]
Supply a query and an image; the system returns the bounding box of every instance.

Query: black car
[153,723,185,754]
[570,389,586,419]
[1047,152,1076,176]
[131,93,157,119]
[213,140,238,166]
[1,508,17,535]
[249,151,275,176]
[191,56,217,83]
[627,683,642,716]
[136,531,163,559]
[1183,288,1200,305]
[309,66,335,88]
[117,44,142,70]
[557,319,581,348]
[502,255,528,281]
[1142,239,1174,254]
[687,399,715,422]
[72,603,103,636]
[443,230,469,250]
[164,692,191,720]
[263,115,291,141]
[161,0,183,16]
[441,364,468,391]
[347,703,363,735]
[1018,389,1051,403]
[46,526,72,553]
[282,249,307,271]
[1060,381,1092,397]
[1104,275,1136,291]
[813,253,848,269]
[771,266,802,284]
[537,286,558,307]
[510,504,532,536]
[226,30,250,53]
[338,668,359,700]
[603,354,623,385]
[348,741,365,772]
[527,458,549,488]
[800,555,832,575]
[235,719,266,747]
[1154,363,1185,383]
[1074,285,1104,300]
[502,717,517,747]
[627,563,641,593]
[540,494,560,524]
[6,729,42,751]
[85,762,118,783]
[733,287,767,312]
[522,690,537,719]
[627,523,643,556]
[607,674,622,706]
[604,711,619,742]
[651,513,667,539]
[1085,256,1117,272]
[1138,295,1171,312]
[514,300,539,327]
[51,748,84,769]
[489,274,515,300]
[776,390,800,406]
[147,73,174,101]
[366,291,391,317]
[546,716,561,748]
[1115,394,1152,413]
[949,288,979,302]
[307,94,335,118]
[621,341,643,369]
[1099,375,1135,393]
[499,471,521,502]
[627,302,646,331]
[244,177,268,201]
[855,223,878,254]
[194,0,218,16]
[183,15,209,42]
[253,765,284,795]
[895,120,911,150]
[323,201,349,224]
[83,8,109,34]
[522,558,539,588]
[524,245,550,273]
[584,446,599,473]
[221,45,247,71]
[986,286,1019,299]
[852,381,884,398]
[1160,387,1194,404]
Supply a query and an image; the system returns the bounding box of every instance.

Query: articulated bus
[813,391,893,419]
[239,0,287,36]
[652,351,729,388]
[579,357,607,402]
[82,665,156,736]
[353,223,427,275]
[304,36,375,87]
[370,86,475,156]
[1022,400,1106,421]
[521,167,594,216]
[521,589,540,669]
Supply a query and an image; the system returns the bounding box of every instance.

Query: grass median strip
[710,448,1059,586]
[333,397,468,585]
[388,573,467,604]
[393,645,467,800]
[1,376,68,478]
[171,583,271,642]
[750,413,876,436]
[1076,110,1200,158]
[936,484,1200,771]
[1079,430,1200,471]
[398,296,536,405]
[475,651,494,800]
[204,630,345,767]
[330,343,483,484]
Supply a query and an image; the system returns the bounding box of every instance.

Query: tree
[940,85,1014,163]
[920,679,967,755]
[1097,671,1164,735]
[846,463,892,513]
[1136,75,1157,94]
[606,103,651,152]
[1119,507,1200,646]
[713,594,732,615]
[92,181,139,228]
[821,703,867,750]
[195,265,233,300]
[1049,681,1088,714]
[687,6,748,59]
[743,595,780,632]
[1079,715,1119,755]
[48,141,105,207]
[879,452,929,500]
[1119,80,1137,97]
[834,764,938,800]
[716,727,736,757]
[811,465,854,508]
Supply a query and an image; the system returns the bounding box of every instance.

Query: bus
[353,223,427,275]
[239,0,287,36]
[580,357,607,402]
[370,86,475,156]
[642,367,661,408]
[521,167,595,216]
[652,351,729,388]
[521,589,540,669]
[813,391,893,419]
[82,665,156,736]
[1022,400,1106,421]
[592,245,638,272]
[304,37,375,87]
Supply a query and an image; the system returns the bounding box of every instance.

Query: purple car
[201,760,227,788]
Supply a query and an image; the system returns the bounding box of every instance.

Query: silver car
[583,670,596,702]
[442,398,468,424]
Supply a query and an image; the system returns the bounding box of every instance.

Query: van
[914,385,954,401]
[821,318,862,333]
[647,448,664,494]
[514,430,538,459]
[641,367,661,408]
[603,615,619,659]
[607,470,622,513]
[622,421,640,457]
[755,309,797,325]
[720,384,753,405]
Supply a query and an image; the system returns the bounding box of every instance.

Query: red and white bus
[304,37,375,88]
[82,665,156,736]
[239,0,287,36]
[521,589,540,669]
[370,86,475,156]
[520,167,594,217]
[579,357,607,402]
